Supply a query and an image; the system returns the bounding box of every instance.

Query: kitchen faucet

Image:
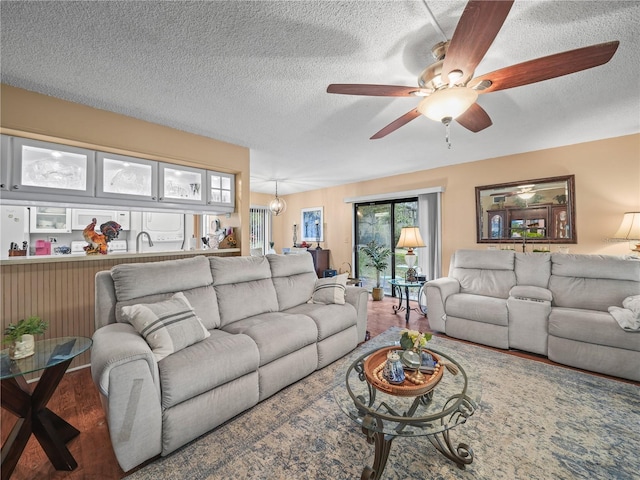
[136,231,154,253]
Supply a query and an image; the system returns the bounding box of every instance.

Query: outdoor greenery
[3,316,48,344]
[356,201,418,291]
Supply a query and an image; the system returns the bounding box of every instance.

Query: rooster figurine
[83,218,121,255]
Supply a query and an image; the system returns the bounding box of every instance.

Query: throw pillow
[309,273,348,305]
[121,292,210,361]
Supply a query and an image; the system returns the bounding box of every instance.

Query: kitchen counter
[0,248,240,265]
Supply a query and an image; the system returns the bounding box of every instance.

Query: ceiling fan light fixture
[417,86,478,122]
[518,192,535,200]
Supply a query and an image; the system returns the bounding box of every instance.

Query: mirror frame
[475,175,576,244]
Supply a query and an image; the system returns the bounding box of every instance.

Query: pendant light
[269,180,287,216]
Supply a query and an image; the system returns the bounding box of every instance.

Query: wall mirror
[476,175,576,244]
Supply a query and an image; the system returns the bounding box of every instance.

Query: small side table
[389,278,426,323]
[1,336,92,480]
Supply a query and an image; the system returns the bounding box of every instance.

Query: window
[249,206,271,255]
[355,198,418,296]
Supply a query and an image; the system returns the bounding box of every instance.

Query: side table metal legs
[391,285,406,321]
[1,358,79,480]
[391,285,423,323]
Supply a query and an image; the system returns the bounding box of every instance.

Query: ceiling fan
[326,0,619,143]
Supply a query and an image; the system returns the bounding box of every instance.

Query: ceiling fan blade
[327,84,419,97]
[442,0,515,83]
[455,103,492,132]
[370,109,421,139]
[469,41,620,93]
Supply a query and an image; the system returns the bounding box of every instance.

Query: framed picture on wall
[301,207,324,242]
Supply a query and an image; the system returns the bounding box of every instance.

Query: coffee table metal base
[360,419,474,480]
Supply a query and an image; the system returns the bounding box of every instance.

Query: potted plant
[361,240,391,301]
[4,316,48,359]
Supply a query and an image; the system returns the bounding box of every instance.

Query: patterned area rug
[126,327,640,480]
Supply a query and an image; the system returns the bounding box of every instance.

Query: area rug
[125,327,640,480]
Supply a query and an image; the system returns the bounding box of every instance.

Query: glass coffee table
[334,344,481,480]
[1,336,92,480]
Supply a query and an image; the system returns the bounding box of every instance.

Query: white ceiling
[1,1,639,195]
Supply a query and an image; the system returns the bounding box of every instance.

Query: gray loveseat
[425,249,640,381]
[91,253,368,471]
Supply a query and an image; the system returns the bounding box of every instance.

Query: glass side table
[389,278,426,323]
[1,336,92,479]
[334,343,481,480]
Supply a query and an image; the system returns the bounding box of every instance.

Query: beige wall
[0,84,252,254]
[253,134,640,275]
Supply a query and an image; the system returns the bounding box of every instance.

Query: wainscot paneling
[1,251,239,373]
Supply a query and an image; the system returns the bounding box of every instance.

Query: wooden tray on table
[363,346,443,397]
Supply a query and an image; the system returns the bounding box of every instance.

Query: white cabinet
[0,135,10,192]
[207,171,235,209]
[29,207,71,233]
[96,152,158,202]
[159,163,206,205]
[10,138,95,196]
[71,209,130,231]
[2,135,236,214]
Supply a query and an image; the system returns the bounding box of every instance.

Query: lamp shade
[396,227,426,249]
[612,212,640,240]
[417,87,478,122]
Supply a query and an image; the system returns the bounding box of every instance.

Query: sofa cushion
[549,254,640,311]
[515,253,551,288]
[551,253,640,281]
[549,276,640,312]
[214,280,279,327]
[121,292,210,361]
[446,293,509,326]
[210,255,272,285]
[115,285,221,330]
[268,253,317,310]
[158,329,259,409]
[111,256,212,301]
[309,273,348,305]
[210,255,279,326]
[450,248,516,298]
[284,302,357,341]
[549,307,640,352]
[451,268,516,299]
[221,312,318,366]
[452,249,515,270]
[509,285,553,302]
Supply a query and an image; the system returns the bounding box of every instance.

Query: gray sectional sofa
[426,249,640,382]
[90,253,368,471]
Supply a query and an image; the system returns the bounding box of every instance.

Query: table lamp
[612,212,640,252]
[396,226,426,282]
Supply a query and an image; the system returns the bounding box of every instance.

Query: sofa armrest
[91,322,159,397]
[346,286,369,342]
[509,285,553,302]
[90,322,163,471]
[425,278,460,332]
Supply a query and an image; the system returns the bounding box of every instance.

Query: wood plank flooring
[2,296,637,479]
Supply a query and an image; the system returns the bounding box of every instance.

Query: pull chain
[445,122,451,149]
[442,117,453,149]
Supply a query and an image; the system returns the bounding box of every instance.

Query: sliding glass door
[355,198,418,296]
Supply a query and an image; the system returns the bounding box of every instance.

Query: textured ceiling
[1,1,639,195]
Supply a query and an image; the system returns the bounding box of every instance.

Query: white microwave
[71,209,130,231]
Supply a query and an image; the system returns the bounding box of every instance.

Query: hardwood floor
[2,296,637,479]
